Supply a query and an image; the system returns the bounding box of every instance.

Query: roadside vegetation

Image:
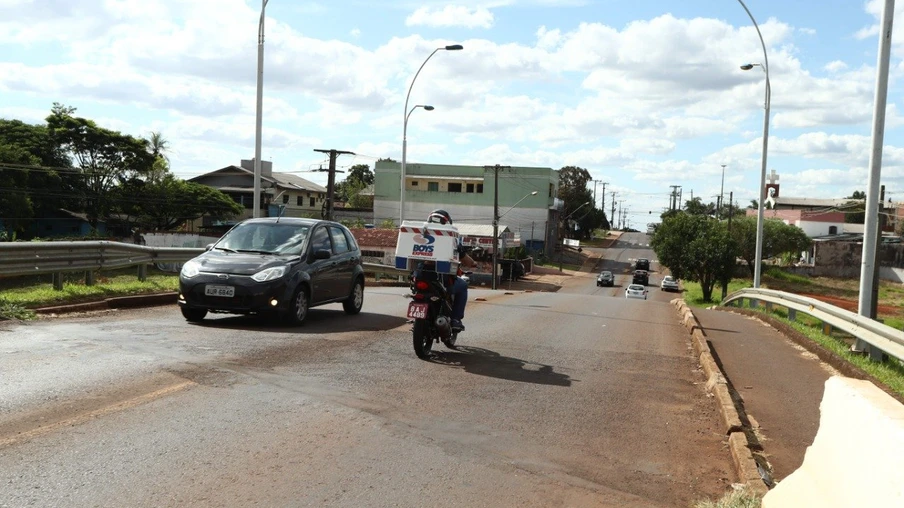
[694,485,761,508]
[0,267,179,319]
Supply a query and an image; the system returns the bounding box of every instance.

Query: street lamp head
[530,191,538,195]
[740,64,755,70]
[423,105,435,111]
[444,44,464,51]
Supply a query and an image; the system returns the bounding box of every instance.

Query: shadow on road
[428,346,572,387]
[187,310,409,333]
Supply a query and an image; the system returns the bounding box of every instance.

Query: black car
[635,258,650,271]
[632,270,649,285]
[596,271,614,287]
[177,218,365,324]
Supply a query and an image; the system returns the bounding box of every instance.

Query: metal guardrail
[0,240,412,288]
[723,288,904,363]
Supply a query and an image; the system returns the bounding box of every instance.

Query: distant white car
[625,284,648,300]
[660,275,680,292]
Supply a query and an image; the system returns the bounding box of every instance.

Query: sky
[1,0,903,228]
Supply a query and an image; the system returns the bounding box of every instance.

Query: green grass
[0,269,179,308]
[681,279,751,309]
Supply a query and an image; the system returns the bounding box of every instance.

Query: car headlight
[251,266,287,282]
[181,260,202,279]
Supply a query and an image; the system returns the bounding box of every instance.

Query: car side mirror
[205,244,214,251]
[313,249,331,260]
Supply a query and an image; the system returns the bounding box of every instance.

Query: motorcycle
[406,269,470,359]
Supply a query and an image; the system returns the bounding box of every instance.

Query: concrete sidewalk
[692,307,832,483]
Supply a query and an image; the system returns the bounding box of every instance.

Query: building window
[549,183,554,197]
[466,183,474,193]
[476,184,484,193]
[448,183,462,193]
[282,194,289,204]
[428,182,439,192]
[411,181,418,187]
[297,196,303,206]
[829,226,838,235]
[309,197,315,207]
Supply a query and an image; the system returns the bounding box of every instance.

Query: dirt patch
[797,293,903,317]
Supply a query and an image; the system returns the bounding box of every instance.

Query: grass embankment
[682,268,904,400]
[0,268,180,320]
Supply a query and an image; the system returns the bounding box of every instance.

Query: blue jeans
[450,277,468,321]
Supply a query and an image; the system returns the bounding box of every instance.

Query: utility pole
[722,191,734,301]
[610,192,617,228]
[485,164,511,290]
[600,182,608,218]
[313,149,355,221]
[669,185,680,211]
[592,180,608,210]
[871,185,887,319]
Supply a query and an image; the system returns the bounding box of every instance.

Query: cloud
[405,5,495,29]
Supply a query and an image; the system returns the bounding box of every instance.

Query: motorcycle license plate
[407,302,428,319]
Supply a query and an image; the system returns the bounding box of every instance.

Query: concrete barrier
[763,376,904,507]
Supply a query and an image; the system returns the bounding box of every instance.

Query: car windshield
[628,285,644,291]
[216,222,310,256]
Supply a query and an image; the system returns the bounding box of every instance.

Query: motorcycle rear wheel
[412,319,433,359]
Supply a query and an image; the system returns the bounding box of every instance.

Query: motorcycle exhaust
[434,315,452,339]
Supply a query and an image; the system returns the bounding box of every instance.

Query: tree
[684,197,714,216]
[0,143,37,236]
[844,190,866,224]
[0,118,75,217]
[146,131,171,184]
[336,163,374,208]
[557,166,595,239]
[729,216,812,277]
[46,103,156,228]
[113,173,243,231]
[651,213,737,302]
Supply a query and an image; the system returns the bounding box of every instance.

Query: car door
[306,225,335,303]
[328,225,357,298]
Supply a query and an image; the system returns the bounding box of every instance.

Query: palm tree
[149,131,170,162]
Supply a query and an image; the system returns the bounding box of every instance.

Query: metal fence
[0,241,410,289]
[723,288,904,364]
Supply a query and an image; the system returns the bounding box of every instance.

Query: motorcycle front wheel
[412,319,433,359]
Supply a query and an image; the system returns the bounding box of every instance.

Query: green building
[374,161,561,254]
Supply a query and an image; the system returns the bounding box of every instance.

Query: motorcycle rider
[419,209,476,331]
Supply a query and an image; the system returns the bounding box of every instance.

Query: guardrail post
[788,308,797,322]
[749,298,758,309]
[138,264,147,282]
[823,322,832,335]
[765,301,773,311]
[52,272,63,291]
[85,270,95,286]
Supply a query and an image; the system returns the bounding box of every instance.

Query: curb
[672,298,769,495]
[33,292,178,315]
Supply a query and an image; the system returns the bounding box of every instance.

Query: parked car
[177,217,365,324]
[660,275,680,292]
[632,270,649,285]
[597,270,614,287]
[625,284,648,300]
[635,258,650,271]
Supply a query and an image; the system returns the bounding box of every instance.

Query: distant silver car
[660,275,680,292]
[625,284,648,300]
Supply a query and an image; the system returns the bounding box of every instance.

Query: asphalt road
[0,235,734,507]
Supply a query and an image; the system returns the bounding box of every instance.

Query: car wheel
[343,278,364,315]
[285,286,310,325]
[181,306,207,322]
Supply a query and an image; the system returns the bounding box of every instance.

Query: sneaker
[451,319,465,331]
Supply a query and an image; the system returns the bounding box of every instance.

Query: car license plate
[205,285,235,297]
[407,302,428,319]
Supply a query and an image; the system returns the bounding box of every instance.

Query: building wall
[796,219,844,237]
[374,161,559,252]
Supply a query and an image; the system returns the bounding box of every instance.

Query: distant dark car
[632,270,649,285]
[635,258,650,271]
[597,271,614,287]
[177,218,365,325]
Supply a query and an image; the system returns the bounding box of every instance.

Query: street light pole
[253,0,269,219]
[738,0,771,289]
[400,44,463,224]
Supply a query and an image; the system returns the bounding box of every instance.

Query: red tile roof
[350,228,398,248]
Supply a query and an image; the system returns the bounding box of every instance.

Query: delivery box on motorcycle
[394,221,460,274]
